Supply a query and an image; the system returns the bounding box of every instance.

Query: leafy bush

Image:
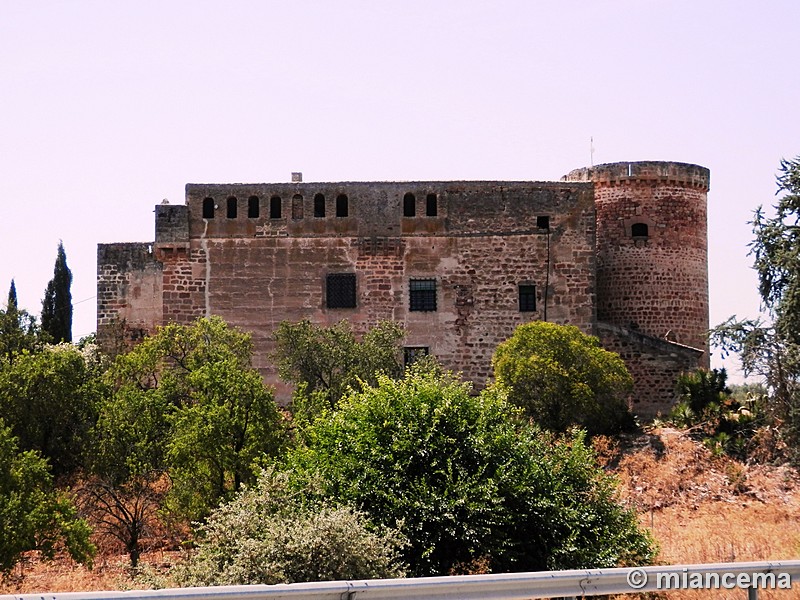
[174,469,407,585]
[493,322,635,435]
[0,343,102,476]
[0,421,94,573]
[287,364,655,576]
[668,369,766,460]
[273,319,404,410]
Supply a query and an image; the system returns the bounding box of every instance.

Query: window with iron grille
[519,284,536,312]
[404,346,429,367]
[410,279,436,311]
[326,274,356,309]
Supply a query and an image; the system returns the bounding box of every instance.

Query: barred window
[410,279,436,311]
[519,284,536,312]
[326,274,356,309]
[404,346,429,367]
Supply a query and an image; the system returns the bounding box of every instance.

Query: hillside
[2,427,799,595]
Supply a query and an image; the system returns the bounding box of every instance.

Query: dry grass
[607,427,800,599]
[4,427,799,598]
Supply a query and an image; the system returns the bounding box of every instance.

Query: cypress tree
[7,280,17,312]
[41,242,73,343]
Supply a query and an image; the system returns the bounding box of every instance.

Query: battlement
[563,161,710,191]
[183,180,594,239]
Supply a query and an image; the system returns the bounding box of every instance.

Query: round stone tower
[564,161,710,363]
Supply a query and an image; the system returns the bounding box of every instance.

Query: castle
[97,161,709,418]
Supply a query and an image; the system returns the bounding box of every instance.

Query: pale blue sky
[2,1,798,379]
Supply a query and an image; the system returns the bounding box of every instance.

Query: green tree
[711,156,800,458]
[273,319,404,410]
[174,469,407,586]
[83,386,172,568]
[492,322,635,435]
[287,365,654,576]
[0,421,94,574]
[41,241,73,343]
[0,344,102,476]
[95,317,286,525]
[0,280,44,363]
[7,280,17,311]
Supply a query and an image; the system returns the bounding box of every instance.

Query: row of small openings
[403,193,438,217]
[201,194,350,220]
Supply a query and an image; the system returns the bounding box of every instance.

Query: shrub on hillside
[287,364,655,576]
[493,322,635,435]
[174,469,407,586]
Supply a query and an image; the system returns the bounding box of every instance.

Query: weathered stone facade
[97,161,709,417]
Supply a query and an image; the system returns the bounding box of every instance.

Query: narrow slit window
[270,196,282,219]
[409,279,436,311]
[336,194,349,217]
[632,223,649,238]
[403,192,416,217]
[202,197,215,219]
[426,193,438,217]
[314,193,326,218]
[519,284,537,312]
[326,273,356,308]
[292,194,303,220]
[227,197,238,219]
[248,196,259,218]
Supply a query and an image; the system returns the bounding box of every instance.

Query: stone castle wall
[564,162,710,361]
[97,161,710,415]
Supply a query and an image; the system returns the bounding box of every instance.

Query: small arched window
[336,194,349,217]
[632,223,649,238]
[270,196,282,219]
[202,197,215,219]
[227,197,238,219]
[314,193,326,218]
[426,193,438,217]
[403,192,416,217]
[248,196,259,218]
[292,194,303,220]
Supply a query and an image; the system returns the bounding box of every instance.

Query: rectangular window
[326,274,356,309]
[519,284,536,312]
[410,279,437,311]
[404,346,429,367]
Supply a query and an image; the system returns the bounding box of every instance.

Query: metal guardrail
[5,561,800,600]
